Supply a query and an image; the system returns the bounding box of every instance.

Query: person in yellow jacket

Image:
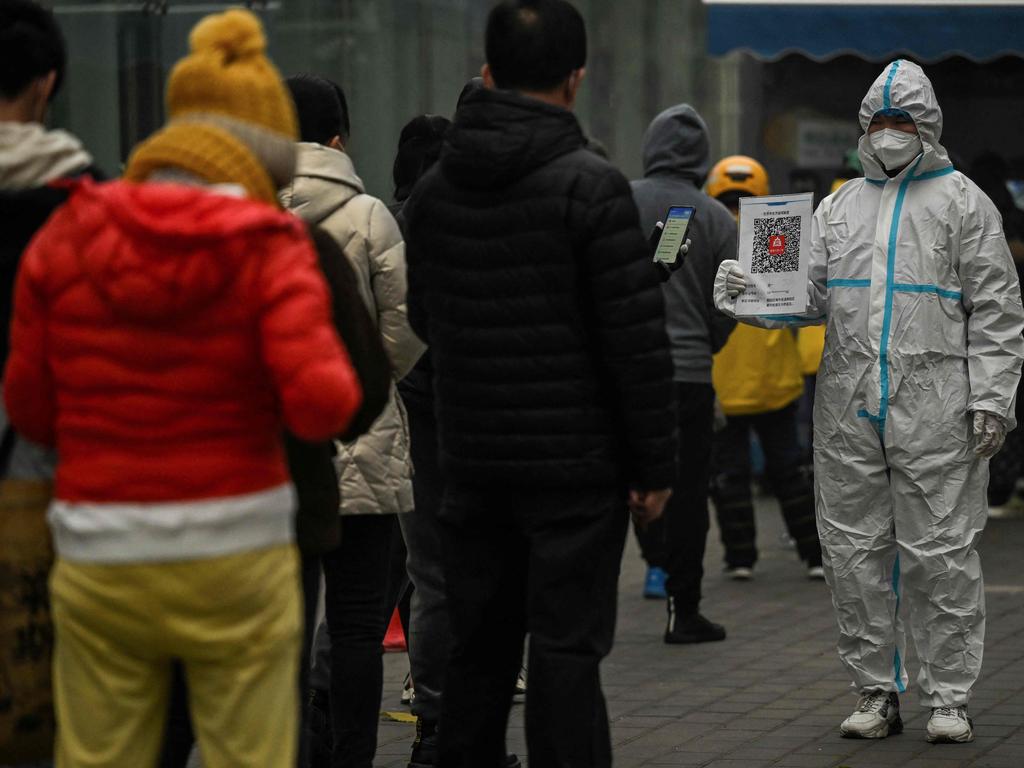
[707,156,824,580]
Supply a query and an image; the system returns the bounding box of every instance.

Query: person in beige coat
[281,74,425,768]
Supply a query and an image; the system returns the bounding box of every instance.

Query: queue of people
[1,0,1022,766]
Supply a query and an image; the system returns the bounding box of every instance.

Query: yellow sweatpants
[50,545,301,768]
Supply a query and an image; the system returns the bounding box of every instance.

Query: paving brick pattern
[375,499,1024,768]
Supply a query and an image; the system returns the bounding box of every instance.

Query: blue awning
[705,2,1024,62]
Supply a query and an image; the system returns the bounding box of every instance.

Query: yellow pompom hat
[168,9,297,139]
[125,9,298,204]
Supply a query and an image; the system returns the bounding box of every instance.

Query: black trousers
[635,382,715,614]
[320,513,401,768]
[436,485,629,768]
[711,401,822,569]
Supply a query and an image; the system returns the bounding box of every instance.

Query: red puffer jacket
[4,180,361,516]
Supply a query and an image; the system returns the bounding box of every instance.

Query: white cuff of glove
[714,259,748,317]
[972,410,1007,459]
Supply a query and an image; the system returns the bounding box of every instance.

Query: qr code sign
[752,216,801,274]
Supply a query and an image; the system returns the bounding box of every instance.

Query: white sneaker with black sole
[725,566,753,581]
[840,691,903,739]
[927,705,974,743]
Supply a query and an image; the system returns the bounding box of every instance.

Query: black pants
[711,401,822,568]
[398,397,449,723]
[321,514,400,768]
[634,383,715,613]
[437,485,628,768]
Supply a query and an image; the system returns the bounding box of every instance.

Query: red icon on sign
[768,234,786,256]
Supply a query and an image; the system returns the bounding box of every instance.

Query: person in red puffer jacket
[3,10,361,768]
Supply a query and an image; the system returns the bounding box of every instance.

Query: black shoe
[408,718,438,768]
[307,688,333,766]
[409,719,520,768]
[665,599,726,644]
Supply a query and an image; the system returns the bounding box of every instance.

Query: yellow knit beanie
[125,9,298,204]
[168,9,297,139]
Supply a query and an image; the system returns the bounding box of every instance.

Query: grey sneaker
[840,691,903,739]
[927,705,974,743]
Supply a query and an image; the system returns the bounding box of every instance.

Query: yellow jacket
[712,325,804,416]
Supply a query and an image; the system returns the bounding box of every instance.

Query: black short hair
[285,73,351,145]
[393,114,451,201]
[0,0,66,101]
[485,0,586,91]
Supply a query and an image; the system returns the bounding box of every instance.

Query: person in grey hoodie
[630,104,736,644]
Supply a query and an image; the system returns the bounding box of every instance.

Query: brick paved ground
[375,497,1024,768]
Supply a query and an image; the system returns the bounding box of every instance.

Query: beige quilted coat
[281,142,426,516]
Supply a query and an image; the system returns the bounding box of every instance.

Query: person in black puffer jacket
[401,2,676,766]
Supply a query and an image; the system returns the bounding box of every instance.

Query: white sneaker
[840,691,903,739]
[726,566,753,581]
[807,566,825,580]
[514,666,527,701]
[401,672,415,706]
[927,705,974,743]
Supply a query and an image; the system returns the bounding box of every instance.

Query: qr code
[752,216,801,274]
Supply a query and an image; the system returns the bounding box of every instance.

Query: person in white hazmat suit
[714,60,1024,744]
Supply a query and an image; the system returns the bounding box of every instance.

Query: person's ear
[40,71,58,103]
[29,71,58,123]
[564,67,586,108]
[328,135,345,151]
[481,64,496,89]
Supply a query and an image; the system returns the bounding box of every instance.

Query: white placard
[735,192,813,317]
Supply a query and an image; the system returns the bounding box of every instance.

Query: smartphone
[653,205,696,264]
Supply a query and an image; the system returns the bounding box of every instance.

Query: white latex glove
[973,411,1006,459]
[713,259,749,316]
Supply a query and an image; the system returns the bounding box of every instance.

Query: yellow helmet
[706,155,771,200]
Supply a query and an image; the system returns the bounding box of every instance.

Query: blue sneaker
[643,566,668,599]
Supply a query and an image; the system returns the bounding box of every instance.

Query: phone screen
[653,206,695,264]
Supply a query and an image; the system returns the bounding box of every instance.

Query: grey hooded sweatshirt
[631,105,737,383]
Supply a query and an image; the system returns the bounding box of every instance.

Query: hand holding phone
[652,205,695,265]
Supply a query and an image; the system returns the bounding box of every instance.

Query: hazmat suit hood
[857,60,951,181]
[641,104,712,185]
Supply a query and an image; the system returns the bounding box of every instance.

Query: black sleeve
[308,225,391,441]
[399,189,431,344]
[284,432,340,555]
[579,169,678,490]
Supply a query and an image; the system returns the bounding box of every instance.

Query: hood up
[857,60,951,181]
[66,179,303,322]
[0,121,93,190]
[641,104,712,185]
[441,88,586,190]
[279,142,364,224]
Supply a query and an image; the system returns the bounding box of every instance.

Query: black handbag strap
[0,426,17,478]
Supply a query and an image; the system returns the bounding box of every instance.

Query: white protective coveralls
[716,60,1024,706]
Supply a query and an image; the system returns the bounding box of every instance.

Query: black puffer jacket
[403,88,676,491]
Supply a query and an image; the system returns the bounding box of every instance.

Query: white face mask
[869,128,923,172]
